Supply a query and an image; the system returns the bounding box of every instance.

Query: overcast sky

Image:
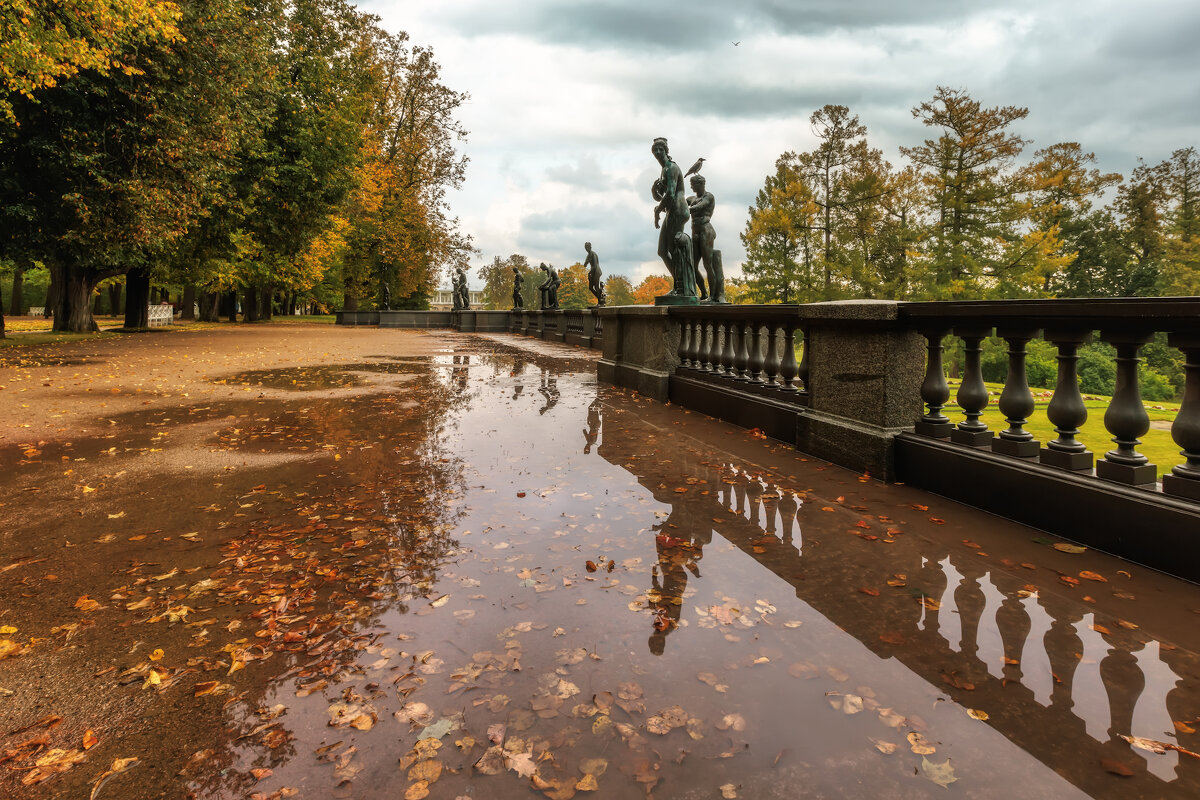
[362,0,1200,286]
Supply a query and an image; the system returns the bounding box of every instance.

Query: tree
[605,275,634,306]
[1160,147,1200,294]
[631,275,672,305]
[341,32,473,311]
[900,87,1040,296]
[0,0,182,126]
[1022,142,1121,296]
[0,0,277,331]
[797,104,867,295]
[478,254,537,309]
[740,157,820,302]
[557,263,592,309]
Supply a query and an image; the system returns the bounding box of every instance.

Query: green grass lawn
[946,379,1183,477]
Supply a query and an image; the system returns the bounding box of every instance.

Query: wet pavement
[2,325,1200,799]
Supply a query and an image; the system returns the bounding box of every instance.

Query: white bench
[147,305,174,327]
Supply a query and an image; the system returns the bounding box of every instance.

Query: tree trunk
[243,286,258,322]
[125,268,151,328]
[54,266,100,332]
[344,292,358,312]
[45,264,63,318]
[260,284,273,321]
[219,291,237,322]
[9,266,26,316]
[180,285,196,321]
[108,283,122,316]
[199,292,219,322]
[93,290,103,315]
[1,285,6,339]
[287,291,297,316]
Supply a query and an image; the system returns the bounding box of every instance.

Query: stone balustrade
[336,297,1200,579]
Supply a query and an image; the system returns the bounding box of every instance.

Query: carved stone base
[1040,447,1094,471]
[1163,474,1200,502]
[913,420,953,438]
[1096,460,1158,486]
[992,437,1040,458]
[951,428,995,447]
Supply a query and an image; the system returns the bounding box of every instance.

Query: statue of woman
[651,137,691,296]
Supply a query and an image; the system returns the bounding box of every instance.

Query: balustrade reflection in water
[592,416,1199,795]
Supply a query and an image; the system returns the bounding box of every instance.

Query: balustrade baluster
[1040,330,1094,471]
[734,321,750,380]
[951,326,995,447]
[711,323,725,374]
[1096,331,1156,485]
[778,323,799,392]
[686,316,700,371]
[677,319,691,369]
[796,326,810,394]
[722,321,737,378]
[703,320,717,372]
[763,325,781,387]
[1163,333,1200,501]
[748,323,766,384]
[992,326,1041,457]
[915,328,953,438]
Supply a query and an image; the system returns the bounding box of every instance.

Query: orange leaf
[83,730,98,750]
[858,587,880,597]
[1079,571,1107,582]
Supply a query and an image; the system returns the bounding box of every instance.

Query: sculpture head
[651,137,669,164]
[540,262,549,273]
[689,174,705,192]
[584,242,592,252]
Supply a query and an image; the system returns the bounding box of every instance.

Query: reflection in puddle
[2,334,1199,800]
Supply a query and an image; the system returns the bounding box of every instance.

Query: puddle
[1,332,1198,799]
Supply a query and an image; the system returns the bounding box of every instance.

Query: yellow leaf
[967,708,989,721]
[0,625,16,635]
[149,648,164,661]
[1052,543,1086,553]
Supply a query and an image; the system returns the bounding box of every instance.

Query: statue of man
[450,269,462,310]
[584,242,605,306]
[651,137,691,295]
[454,266,470,310]
[538,262,560,309]
[512,265,524,309]
[686,174,724,302]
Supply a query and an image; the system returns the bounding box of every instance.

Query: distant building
[430,287,484,310]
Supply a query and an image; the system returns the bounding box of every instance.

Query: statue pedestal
[654,294,699,307]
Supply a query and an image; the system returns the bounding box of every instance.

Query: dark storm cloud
[429,0,1019,52]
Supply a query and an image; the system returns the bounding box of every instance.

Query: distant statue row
[509,243,606,311]
[652,137,725,304]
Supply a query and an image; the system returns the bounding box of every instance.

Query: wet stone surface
[2,325,1200,799]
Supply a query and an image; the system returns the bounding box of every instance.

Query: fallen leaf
[921,756,957,787]
[908,732,937,755]
[1100,757,1134,776]
[1053,543,1087,554]
[967,708,989,721]
[871,738,898,755]
[1080,570,1107,582]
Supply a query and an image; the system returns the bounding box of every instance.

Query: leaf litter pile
[3,326,1200,799]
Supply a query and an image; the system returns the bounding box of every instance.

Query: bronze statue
[672,232,697,297]
[651,138,692,297]
[450,268,469,310]
[686,174,725,303]
[512,266,524,310]
[455,267,470,310]
[584,242,605,306]
[538,263,560,310]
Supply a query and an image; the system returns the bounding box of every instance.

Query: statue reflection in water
[451,354,469,394]
[510,356,526,400]
[648,503,711,655]
[582,397,602,454]
[537,368,559,415]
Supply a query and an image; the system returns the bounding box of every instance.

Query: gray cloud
[428,0,1025,52]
